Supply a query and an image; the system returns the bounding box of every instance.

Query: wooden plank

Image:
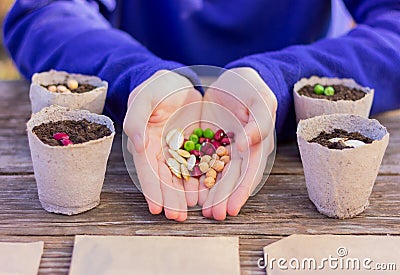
[0,174,399,236]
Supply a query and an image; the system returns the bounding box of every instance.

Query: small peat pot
[30,70,108,114]
[297,114,389,219]
[293,76,374,122]
[27,105,115,215]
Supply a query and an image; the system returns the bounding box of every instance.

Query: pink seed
[214,129,225,141]
[61,139,74,146]
[190,150,201,157]
[53,132,69,141]
[221,137,231,145]
[199,137,205,144]
[204,138,211,143]
[211,141,221,149]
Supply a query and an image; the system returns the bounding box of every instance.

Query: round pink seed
[214,129,225,141]
[221,137,231,145]
[61,139,74,146]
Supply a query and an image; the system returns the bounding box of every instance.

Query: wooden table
[0,80,399,274]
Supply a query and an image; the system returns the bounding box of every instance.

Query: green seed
[193,128,203,138]
[324,86,335,96]
[195,143,202,151]
[314,84,324,95]
[184,140,195,151]
[203,128,215,139]
[189,134,199,144]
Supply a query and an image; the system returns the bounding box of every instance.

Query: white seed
[177,149,190,158]
[47,85,57,92]
[187,155,196,171]
[57,85,67,93]
[328,137,345,143]
[212,153,219,160]
[67,79,79,90]
[181,164,190,181]
[167,158,181,178]
[344,140,366,148]
[168,129,184,150]
[200,155,212,164]
[168,149,187,165]
[64,89,72,93]
[165,129,178,144]
[198,162,209,173]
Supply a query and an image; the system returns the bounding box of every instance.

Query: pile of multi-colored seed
[165,127,234,188]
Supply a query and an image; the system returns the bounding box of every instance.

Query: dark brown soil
[309,129,373,150]
[42,83,98,93]
[298,84,366,101]
[33,119,112,146]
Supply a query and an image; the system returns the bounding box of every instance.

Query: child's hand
[124,70,202,221]
[199,67,277,220]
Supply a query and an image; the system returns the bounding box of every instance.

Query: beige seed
[211,160,224,172]
[167,158,181,178]
[67,79,79,90]
[198,162,209,173]
[181,164,190,181]
[168,149,187,165]
[216,146,228,157]
[56,85,67,93]
[206,168,217,179]
[220,155,230,164]
[47,85,57,92]
[200,155,212,164]
[212,153,220,160]
[177,149,190,158]
[204,177,216,189]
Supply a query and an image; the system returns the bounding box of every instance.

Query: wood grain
[0,81,399,275]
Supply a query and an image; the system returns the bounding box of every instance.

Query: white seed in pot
[168,129,184,150]
[328,137,346,143]
[47,85,57,92]
[167,158,181,178]
[177,149,190,158]
[168,149,187,165]
[181,164,190,181]
[165,129,178,144]
[344,139,366,148]
[67,79,79,90]
[187,155,196,171]
[57,85,67,93]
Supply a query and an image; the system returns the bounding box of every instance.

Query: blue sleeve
[3,0,198,124]
[227,0,400,138]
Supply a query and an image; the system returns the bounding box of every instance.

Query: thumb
[123,92,151,154]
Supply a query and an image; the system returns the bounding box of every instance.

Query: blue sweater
[4,0,400,136]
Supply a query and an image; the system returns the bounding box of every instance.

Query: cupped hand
[199,67,277,220]
[124,70,202,221]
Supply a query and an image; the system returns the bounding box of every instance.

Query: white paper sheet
[263,235,400,274]
[0,241,43,275]
[69,235,240,275]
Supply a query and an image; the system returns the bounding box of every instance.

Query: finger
[158,160,180,220]
[198,175,209,207]
[202,186,215,218]
[184,177,199,207]
[173,175,188,222]
[211,159,241,220]
[227,142,265,216]
[133,151,163,215]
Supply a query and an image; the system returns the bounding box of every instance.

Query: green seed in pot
[193,127,203,138]
[314,84,325,95]
[184,140,195,151]
[324,86,335,96]
[189,134,199,144]
[203,128,215,139]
